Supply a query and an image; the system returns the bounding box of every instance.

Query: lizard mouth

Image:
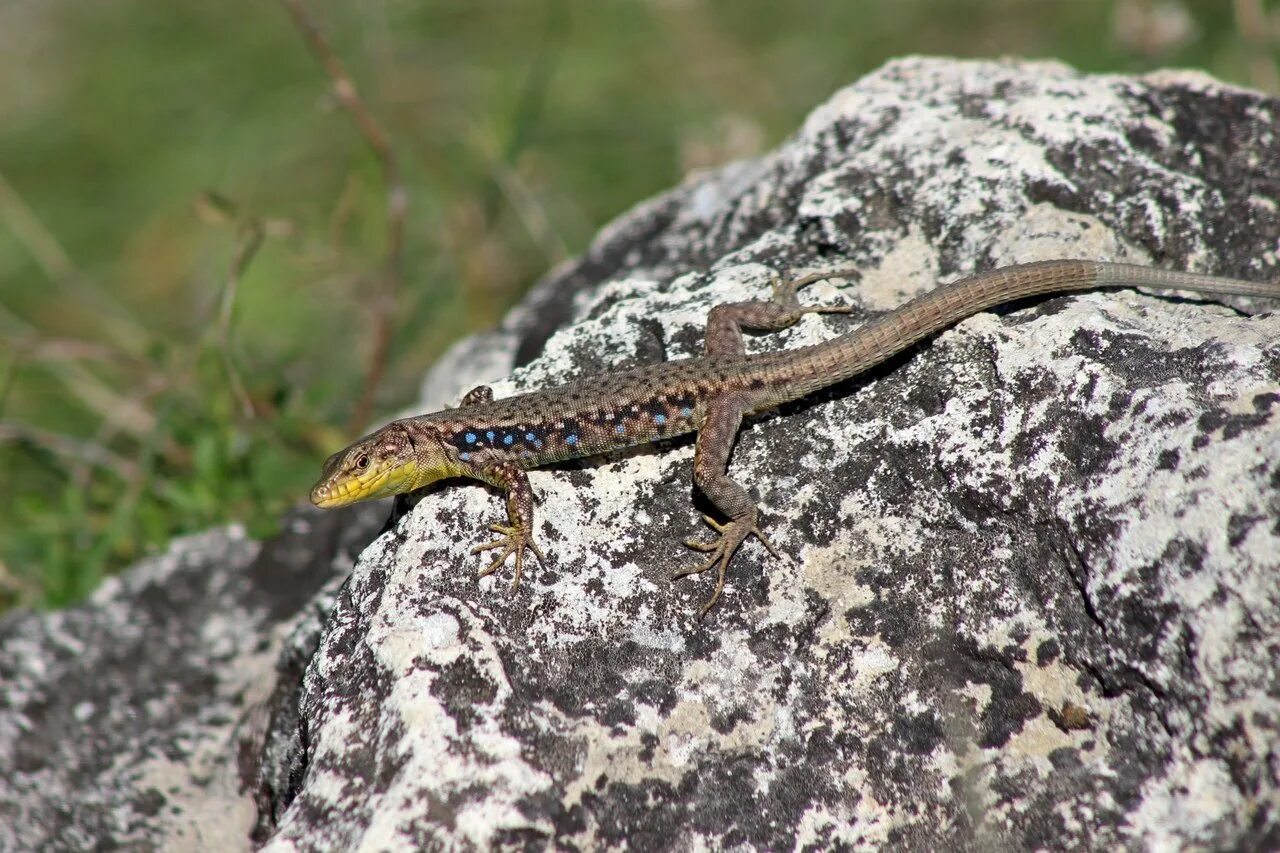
[311,459,423,508]
[310,465,396,508]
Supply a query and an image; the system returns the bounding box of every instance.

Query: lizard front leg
[470,460,545,590]
[459,384,494,406]
[674,396,779,616]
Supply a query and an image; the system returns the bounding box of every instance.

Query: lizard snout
[310,480,335,507]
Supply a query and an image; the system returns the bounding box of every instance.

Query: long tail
[771,259,1279,400]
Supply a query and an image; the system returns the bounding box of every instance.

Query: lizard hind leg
[675,514,780,617]
[675,397,781,617]
[775,267,861,314]
[703,268,860,357]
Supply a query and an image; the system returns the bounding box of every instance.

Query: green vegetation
[0,0,1263,608]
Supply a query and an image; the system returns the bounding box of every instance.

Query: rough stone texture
[0,505,386,851]
[257,58,1280,850]
[3,57,1279,851]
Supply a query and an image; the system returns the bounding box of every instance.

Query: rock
[0,507,386,851]
[5,57,1280,850]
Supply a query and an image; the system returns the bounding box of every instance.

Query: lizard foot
[674,516,780,617]
[472,523,545,591]
[773,268,860,316]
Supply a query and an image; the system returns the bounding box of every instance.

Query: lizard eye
[355,453,370,470]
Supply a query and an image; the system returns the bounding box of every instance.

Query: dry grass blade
[7,337,140,365]
[473,127,568,265]
[277,0,407,436]
[219,219,266,419]
[196,190,299,419]
[0,169,76,281]
[0,421,142,482]
[0,301,157,439]
[0,168,150,350]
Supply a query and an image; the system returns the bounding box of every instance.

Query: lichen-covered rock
[257,59,1280,850]
[0,506,386,851]
[2,57,1278,851]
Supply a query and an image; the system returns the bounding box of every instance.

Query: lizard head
[310,420,456,508]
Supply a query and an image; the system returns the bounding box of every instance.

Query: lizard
[310,260,1279,616]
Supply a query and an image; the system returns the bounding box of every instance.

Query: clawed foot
[773,269,860,317]
[471,523,545,590]
[673,515,780,618]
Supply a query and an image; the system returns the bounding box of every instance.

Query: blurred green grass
[0,0,1263,607]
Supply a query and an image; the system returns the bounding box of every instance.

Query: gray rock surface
[4,57,1280,850]
[0,506,387,851]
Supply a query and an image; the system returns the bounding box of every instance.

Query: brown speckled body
[313,260,1280,614]
[403,356,770,469]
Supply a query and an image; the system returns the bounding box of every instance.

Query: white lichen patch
[854,227,943,310]
[559,700,705,810]
[988,205,1145,268]
[271,599,557,852]
[994,633,1114,777]
[559,633,798,813]
[794,790,899,850]
[1127,758,1249,849]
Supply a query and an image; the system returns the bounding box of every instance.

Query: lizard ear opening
[392,420,417,451]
